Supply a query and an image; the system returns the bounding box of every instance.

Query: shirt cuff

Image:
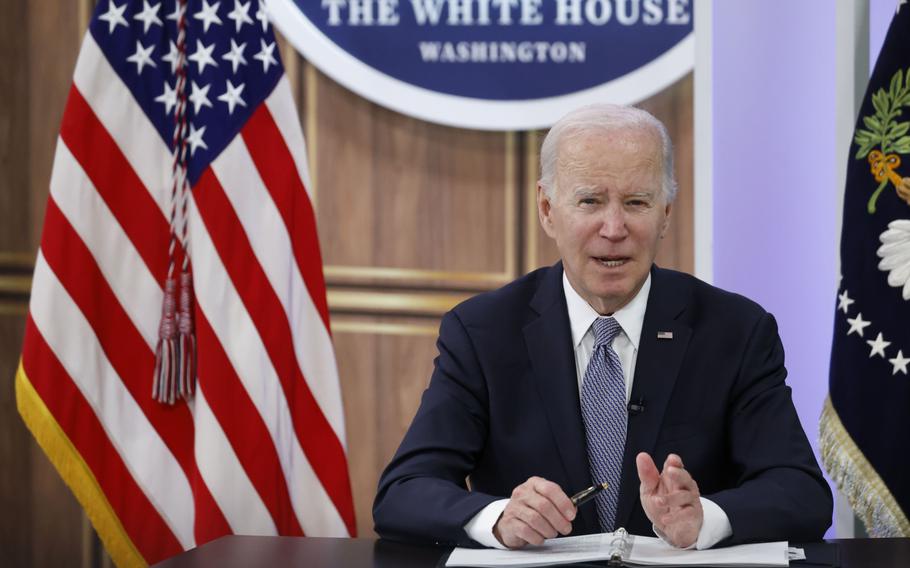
[695,497,732,549]
[463,499,510,549]
[652,497,732,550]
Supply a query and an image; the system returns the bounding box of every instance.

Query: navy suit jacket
[373,263,832,546]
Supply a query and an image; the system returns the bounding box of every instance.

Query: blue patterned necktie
[580,316,628,532]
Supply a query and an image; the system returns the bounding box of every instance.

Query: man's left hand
[636,452,703,548]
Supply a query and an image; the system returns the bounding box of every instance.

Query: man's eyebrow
[571,186,601,197]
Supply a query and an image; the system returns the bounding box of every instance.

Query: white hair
[538,103,677,203]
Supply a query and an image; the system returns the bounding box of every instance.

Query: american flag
[15,0,356,564]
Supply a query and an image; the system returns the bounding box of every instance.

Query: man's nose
[599,206,629,240]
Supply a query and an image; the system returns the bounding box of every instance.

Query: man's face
[538,127,671,315]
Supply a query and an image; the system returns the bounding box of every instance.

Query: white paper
[445,532,790,568]
[627,536,789,566]
[446,533,617,568]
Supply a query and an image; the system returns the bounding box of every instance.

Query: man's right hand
[492,476,576,548]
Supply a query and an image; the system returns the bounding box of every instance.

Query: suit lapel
[615,267,692,529]
[522,263,599,534]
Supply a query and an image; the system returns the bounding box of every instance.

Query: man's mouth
[593,256,628,267]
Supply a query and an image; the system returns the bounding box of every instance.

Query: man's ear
[538,184,557,239]
[659,202,672,239]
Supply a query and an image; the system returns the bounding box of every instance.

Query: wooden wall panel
[1,1,100,566]
[28,442,89,567]
[0,0,30,253]
[0,314,32,568]
[310,67,517,291]
[332,316,438,537]
[27,1,85,248]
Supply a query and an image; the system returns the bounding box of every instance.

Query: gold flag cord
[15,360,147,568]
[820,395,910,537]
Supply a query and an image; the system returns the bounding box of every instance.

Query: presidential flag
[15,0,356,565]
[822,4,910,537]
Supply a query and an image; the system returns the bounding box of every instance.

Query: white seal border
[267,0,694,131]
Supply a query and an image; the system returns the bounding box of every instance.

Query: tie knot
[592,317,622,347]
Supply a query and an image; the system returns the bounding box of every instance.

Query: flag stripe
[28,250,195,547]
[195,310,305,536]
[189,460,233,545]
[48,139,162,347]
[60,86,170,286]
[187,188,349,536]
[192,169,355,534]
[211,136,346,443]
[242,105,330,330]
[73,33,171,218]
[39,197,195,469]
[46,146,232,544]
[22,317,183,563]
[193,386,278,535]
[264,77,314,199]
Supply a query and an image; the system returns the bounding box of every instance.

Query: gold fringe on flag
[819,395,910,537]
[15,360,147,568]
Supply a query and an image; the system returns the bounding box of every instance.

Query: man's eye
[579,198,598,205]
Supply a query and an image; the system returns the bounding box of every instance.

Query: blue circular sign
[268,0,694,130]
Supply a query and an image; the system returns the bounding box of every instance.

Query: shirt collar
[563,270,651,350]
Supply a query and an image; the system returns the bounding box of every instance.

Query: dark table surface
[154,535,910,568]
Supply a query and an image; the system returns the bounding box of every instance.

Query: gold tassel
[819,396,910,536]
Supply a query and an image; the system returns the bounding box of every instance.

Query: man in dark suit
[373,104,832,549]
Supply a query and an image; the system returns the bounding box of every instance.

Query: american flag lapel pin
[657,331,674,340]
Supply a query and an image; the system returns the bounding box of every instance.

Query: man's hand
[636,452,703,548]
[493,476,576,548]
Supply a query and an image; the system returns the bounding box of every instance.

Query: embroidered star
[218,80,247,114]
[837,290,854,314]
[166,1,186,23]
[194,0,223,33]
[154,81,177,115]
[162,41,181,74]
[889,349,910,375]
[189,40,218,74]
[254,39,277,73]
[256,3,269,31]
[898,0,907,15]
[134,0,163,33]
[189,81,213,113]
[187,123,208,155]
[126,41,157,75]
[846,312,871,337]
[99,1,128,34]
[227,0,254,32]
[222,39,248,74]
[866,332,891,358]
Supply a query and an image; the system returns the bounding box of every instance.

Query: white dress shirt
[463,273,732,549]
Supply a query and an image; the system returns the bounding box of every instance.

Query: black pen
[570,482,609,507]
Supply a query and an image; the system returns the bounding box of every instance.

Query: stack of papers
[446,532,796,567]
